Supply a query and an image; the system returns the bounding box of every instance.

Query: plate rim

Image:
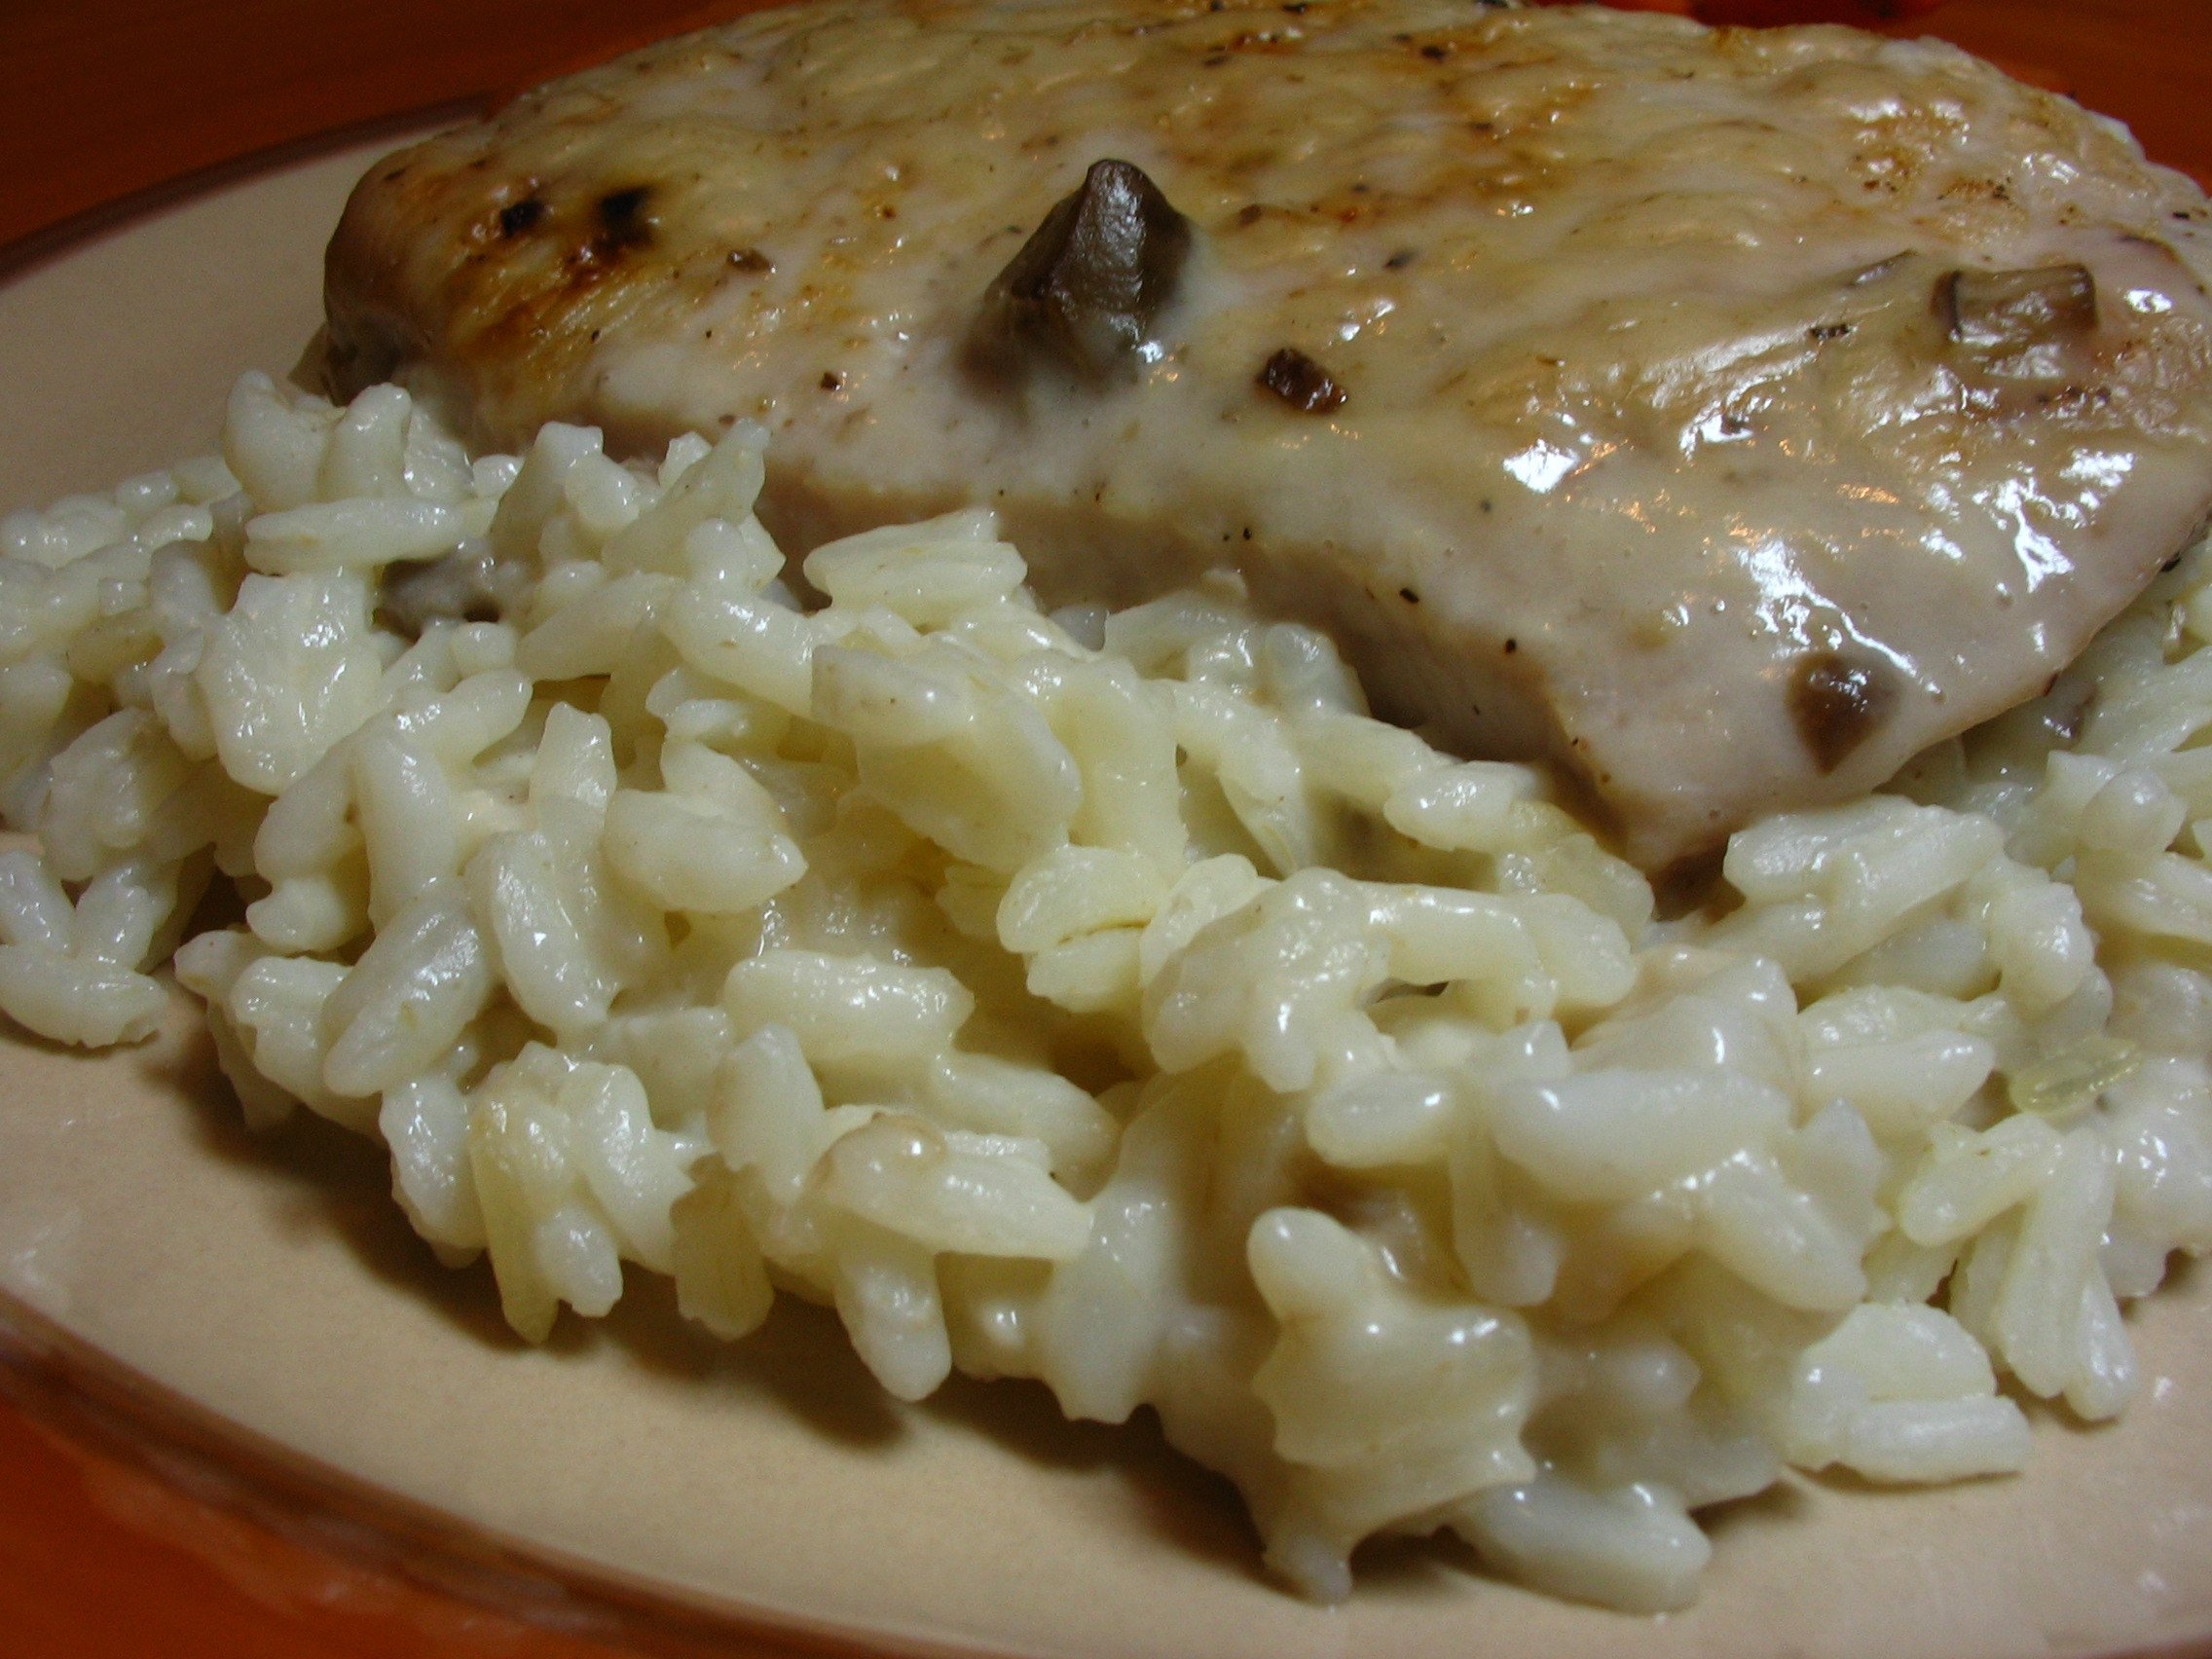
[4,56,2212,1659]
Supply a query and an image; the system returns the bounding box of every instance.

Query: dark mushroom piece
[1258,347,1346,413]
[971,158,1193,386]
[1788,648,1899,774]
[377,544,535,641]
[1936,264,2096,352]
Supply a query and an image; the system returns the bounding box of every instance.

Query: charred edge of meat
[1258,347,1346,413]
[1788,649,1899,774]
[971,159,1192,386]
[377,547,535,641]
[1936,264,2097,352]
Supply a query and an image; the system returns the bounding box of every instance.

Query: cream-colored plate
[4,131,2212,1659]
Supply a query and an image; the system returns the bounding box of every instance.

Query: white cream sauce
[326,0,2212,869]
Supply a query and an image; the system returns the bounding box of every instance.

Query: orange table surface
[1,0,2207,261]
[1,2,2209,1657]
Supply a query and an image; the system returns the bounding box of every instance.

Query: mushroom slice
[378,544,535,639]
[1937,264,2097,352]
[971,158,1192,386]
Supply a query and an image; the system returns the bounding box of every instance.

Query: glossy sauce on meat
[324,0,2212,869]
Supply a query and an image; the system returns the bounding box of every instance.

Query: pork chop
[322,0,2212,872]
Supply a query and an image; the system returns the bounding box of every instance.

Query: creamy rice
[3,372,2208,1611]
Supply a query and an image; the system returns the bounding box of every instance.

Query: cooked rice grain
[5,370,2211,1612]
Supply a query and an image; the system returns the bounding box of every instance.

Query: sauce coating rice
[2,373,2209,1610]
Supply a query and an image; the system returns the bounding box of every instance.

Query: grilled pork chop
[324,0,2212,872]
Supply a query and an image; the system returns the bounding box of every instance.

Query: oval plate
[4,68,2212,1659]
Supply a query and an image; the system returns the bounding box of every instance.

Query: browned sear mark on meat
[971,158,1193,385]
[596,186,655,251]
[498,197,546,238]
[1937,264,2096,351]
[1258,347,1346,413]
[1789,650,1898,773]
[563,185,659,277]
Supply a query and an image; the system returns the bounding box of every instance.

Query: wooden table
[0,1,2206,1655]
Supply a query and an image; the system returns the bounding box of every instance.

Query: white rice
[4,369,2209,1611]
